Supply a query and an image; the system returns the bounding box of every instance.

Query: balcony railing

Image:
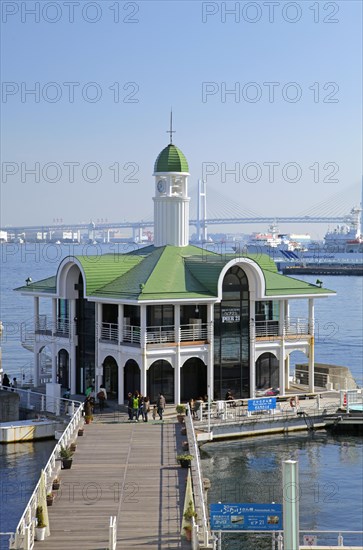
[100,322,118,342]
[180,323,210,341]
[254,317,310,338]
[146,325,175,344]
[123,325,141,344]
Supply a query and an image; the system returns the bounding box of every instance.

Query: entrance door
[124,360,140,400]
[181,358,207,402]
[147,360,174,403]
[103,356,118,400]
[58,349,69,388]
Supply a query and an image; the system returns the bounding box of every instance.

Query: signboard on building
[248,397,277,412]
[221,307,240,323]
[210,503,282,531]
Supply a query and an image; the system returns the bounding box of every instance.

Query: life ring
[290,396,299,408]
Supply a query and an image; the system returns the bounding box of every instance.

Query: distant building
[16,137,335,403]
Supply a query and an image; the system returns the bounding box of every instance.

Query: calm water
[202,433,363,549]
[0,244,362,540]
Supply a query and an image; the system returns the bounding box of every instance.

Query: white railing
[108,516,117,550]
[299,530,363,548]
[284,317,310,335]
[185,404,211,548]
[180,323,210,342]
[100,322,119,342]
[123,325,141,344]
[55,318,70,337]
[254,317,310,338]
[6,400,84,550]
[145,325,175,344]
[0,386,80,419]
[194,397,341,428]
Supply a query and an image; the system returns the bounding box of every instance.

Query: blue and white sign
[248,397,277,412]
[210,503,282,531]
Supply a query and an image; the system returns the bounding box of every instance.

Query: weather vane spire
[167,109,175,144]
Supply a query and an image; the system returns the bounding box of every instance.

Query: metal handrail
[100,322,119,342]
[7,394,84,549]
[185,403,211,547]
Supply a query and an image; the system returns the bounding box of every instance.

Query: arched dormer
[56,257,86,299]
[217,257,266,300]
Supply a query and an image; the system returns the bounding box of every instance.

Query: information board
[248,397,277,412]
[210,503,282,531]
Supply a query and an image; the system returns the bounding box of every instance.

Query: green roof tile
[154,144,189,173]
[15,246,335,300]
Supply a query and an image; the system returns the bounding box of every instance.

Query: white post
[282,460,299,550]
[308,299,315,393]
[250,295,256,398]
[207,303,214,400]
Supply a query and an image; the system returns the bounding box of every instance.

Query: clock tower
[153,138,190,247]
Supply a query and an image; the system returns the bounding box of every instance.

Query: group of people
[83,384,108,413]
[127,391,166,422]
[1,374,17,389]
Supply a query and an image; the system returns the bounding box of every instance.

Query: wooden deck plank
[34,414,189,549]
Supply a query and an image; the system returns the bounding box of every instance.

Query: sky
[1,0,362,239]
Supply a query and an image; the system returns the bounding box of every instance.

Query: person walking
[156,392,166,421]
[2,373,10,389]
[12,377,18,388]
[132,392,139,421]
[97,385,107,412]
[127,392,133,420]
[142,396,150,422]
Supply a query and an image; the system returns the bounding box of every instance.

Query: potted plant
[46,492,54,506]
[176,404,186,423]
[52,477,60,491]
[183,500,198,541]
[176,454,194,468]
[70,441,77,452]
[35,505,46,541]
[59,445,73,469]
[85,414,93,425]
[78,427,84,436]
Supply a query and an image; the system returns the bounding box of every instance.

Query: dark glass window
[214,266,249,398]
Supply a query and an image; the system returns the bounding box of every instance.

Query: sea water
[0,244,362,542]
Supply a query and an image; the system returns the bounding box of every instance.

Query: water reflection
[202,432,363,549]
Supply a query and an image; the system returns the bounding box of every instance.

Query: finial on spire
[166,109,175,144]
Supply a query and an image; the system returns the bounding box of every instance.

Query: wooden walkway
[35,411,189,549]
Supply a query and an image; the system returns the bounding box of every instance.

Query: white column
[69,299,77,393]
[51,299,57,383]
[118,304,124,343]
[141,360,147,397]
[97,303,102,340]
[308,299,315,392]
[140,305,147,350]
[174,304,181,404]
[279,301,286,395]
[33,297,40,386]
[283,460,299,550]
[249,296,256,398]
[308,298,315,336]
[285,354,290,390]
[207,303,214,399]
[118,355,124,406]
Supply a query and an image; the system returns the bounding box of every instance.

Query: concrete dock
[34,410,190,549]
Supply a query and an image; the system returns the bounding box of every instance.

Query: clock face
[157,180,165,193]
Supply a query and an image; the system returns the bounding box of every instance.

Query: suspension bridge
[1,181,362,242]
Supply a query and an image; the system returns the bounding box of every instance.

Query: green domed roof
[154,144,189,173]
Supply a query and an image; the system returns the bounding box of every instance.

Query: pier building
[15,138,335,405]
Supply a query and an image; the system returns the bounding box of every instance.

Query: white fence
[185,404,212,548]
[1,398,84,550]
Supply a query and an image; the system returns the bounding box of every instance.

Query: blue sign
[210,503,282,531]
[248,397,277,412]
